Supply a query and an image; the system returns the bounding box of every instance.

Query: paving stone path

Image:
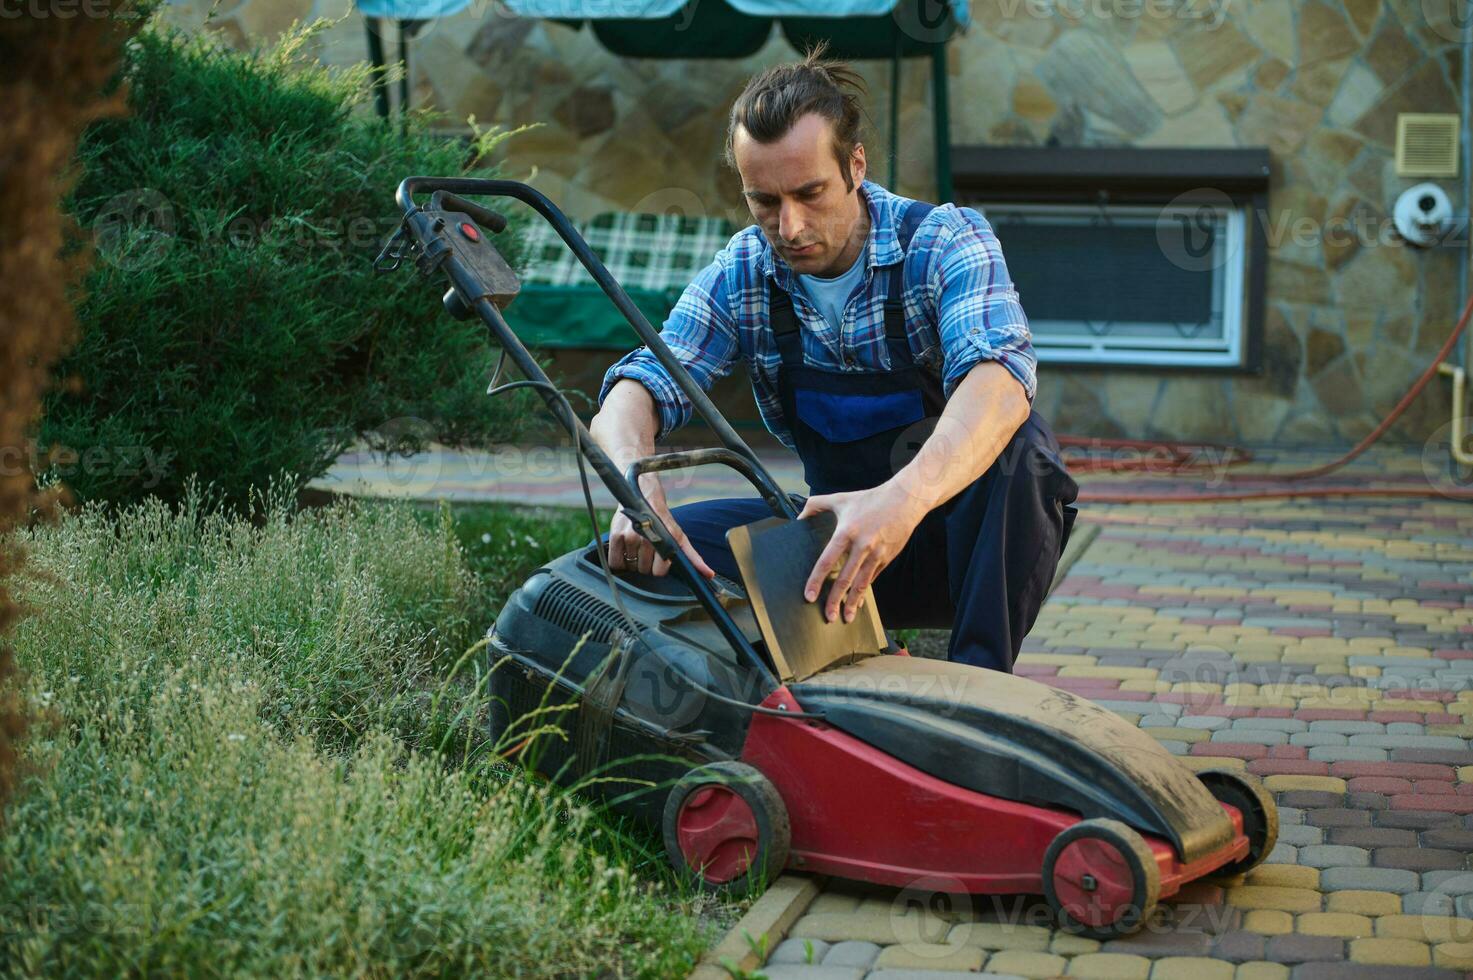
[760,487,1473,980]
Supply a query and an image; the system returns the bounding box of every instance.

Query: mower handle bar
[624,448,795,521]
[396,177,784,493]
[394,176,791,689]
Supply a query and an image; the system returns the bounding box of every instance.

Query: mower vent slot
[533,579,637,647]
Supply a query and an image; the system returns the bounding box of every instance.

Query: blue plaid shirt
[600,180,1037,449]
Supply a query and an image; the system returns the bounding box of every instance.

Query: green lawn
[0,479,712,977]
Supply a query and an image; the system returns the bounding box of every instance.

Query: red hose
[1078,485,1473,504]
[1059,293,1473,503]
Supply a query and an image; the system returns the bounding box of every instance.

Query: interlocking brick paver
[1246,866,1319,890]
[1373,847,1467,871]
[944,922,1051,951]
[1318,867,1421,893]
[1213,931,1272,960]
[869,943,983,971]
[1302,809,1369,828]
[1432,941,1473,969]
[1326,827,1414,847]
[1066,952,1151,978]
[820,941,879,968]
[757,967,864,980]
[1231,964,1289,980]
[1348,936,1432,965]
[790,913,912,945]
[1050,933,1100,955]
[770,938,832,965]
[1262,933,1345,963]
[1374,913,1473,943]
[1277,825,1324,846]
[1324,891,1403,916]
[1297,845,1370,868]
[1226,887,1322,913]
[1241,911,1294,935]
[1103,930,1215,958]
[981,949,1067,977]
[1148,956,1235,980]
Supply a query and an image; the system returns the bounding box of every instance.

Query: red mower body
[666,656,1277,936]
[740,685,1250,898]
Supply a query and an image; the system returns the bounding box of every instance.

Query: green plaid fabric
[521,211,739,291]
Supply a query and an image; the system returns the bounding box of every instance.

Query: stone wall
[163,0,1471,448]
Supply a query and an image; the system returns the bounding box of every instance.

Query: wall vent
[1397,114,1460,178]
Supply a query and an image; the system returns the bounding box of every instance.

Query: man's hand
[799,482,925,624]
[607,480,715,579]
[798,364,1031,624]
[591,378,714,580]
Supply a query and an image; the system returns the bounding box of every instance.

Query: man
[589,49,1078,673]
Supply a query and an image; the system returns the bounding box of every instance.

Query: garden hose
[1060,291,1473,504]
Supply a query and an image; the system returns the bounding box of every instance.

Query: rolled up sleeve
[599,249,740,440]
[929,208,1038,403]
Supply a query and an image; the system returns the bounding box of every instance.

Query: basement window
[953,147,1270,371]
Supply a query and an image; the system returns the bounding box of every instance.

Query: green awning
[504,283,678,349]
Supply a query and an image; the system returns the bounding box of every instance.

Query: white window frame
[975,201,1249,368]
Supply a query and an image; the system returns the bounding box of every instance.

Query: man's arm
[589,379,715,578]
[799,361,1029,623]
[589,241,742,578]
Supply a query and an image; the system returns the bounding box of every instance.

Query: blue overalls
[671,202,1079,672]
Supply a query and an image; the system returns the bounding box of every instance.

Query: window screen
[974,202,1248,367]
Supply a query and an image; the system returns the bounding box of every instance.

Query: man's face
[733,112,868,277]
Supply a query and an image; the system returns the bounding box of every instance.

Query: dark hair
[725,42,868,192]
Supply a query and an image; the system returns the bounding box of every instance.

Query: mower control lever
[625,449,797,522]
[429,191,508,234]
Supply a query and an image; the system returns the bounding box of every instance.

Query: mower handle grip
[429,190,508,234]
[624,449,799,522]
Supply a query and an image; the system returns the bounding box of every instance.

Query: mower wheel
[1197,768,1279,880]
[662,761,790,893]
[1043,818,1160,939]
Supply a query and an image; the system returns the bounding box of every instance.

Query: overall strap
[884,200,937,366]
[768,278,805,368]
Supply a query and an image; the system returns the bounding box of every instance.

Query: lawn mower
[376,177,1278,937]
